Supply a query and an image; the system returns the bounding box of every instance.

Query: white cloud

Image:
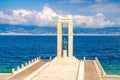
[0,5,119,28]
[88,3,120,13]
[73,13,115,28]
[70,0,108,3]
[95,0,108,3]
[0,6,58,26]
[75,3,120,13]
[70,0,82,3]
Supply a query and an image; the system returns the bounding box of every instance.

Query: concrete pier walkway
[32,57,79,80]
[0,74,12,80]
[84,60,100,80]
[8,60,47,80]
[0,58,120,80]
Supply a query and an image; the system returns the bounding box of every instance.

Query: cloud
[88,3,120,13]
[76,3,120,13]
[73,13,115,28]
[70,0,108,3]
[0,6,58,26]
[0,5,119,28]
[70,0,82,3]
[95,0,108,3]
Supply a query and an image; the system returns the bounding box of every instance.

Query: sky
[0,0,120,28]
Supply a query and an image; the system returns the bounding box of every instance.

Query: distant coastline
[0,33,120,36]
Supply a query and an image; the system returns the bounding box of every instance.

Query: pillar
[68,22,73,57]
[12,68,15,74]
[57,22,62,57]
[84,56,86,60]
[21,64,24,68]
[17,66,20,71]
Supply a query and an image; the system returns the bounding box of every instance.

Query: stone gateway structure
[57,16,73,58]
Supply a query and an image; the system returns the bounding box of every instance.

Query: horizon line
[0,33,120,36]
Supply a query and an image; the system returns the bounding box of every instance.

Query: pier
[8,60,47,80]
[0,57,120,80]
[84,60,100,80]
[0,16,120,80]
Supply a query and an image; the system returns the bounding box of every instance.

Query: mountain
[0,24,57,34]
[0,24,120,35]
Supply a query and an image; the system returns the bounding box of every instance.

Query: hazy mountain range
[0,24,120,35]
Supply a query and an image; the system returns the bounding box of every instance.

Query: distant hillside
[0,24,120,34]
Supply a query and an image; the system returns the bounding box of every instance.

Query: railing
[12,56,40,75]
[11,56,53,75]
[95,57,106,76]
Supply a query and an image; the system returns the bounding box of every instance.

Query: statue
[63,38,67,50]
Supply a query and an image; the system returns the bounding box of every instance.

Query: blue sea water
[0,35,120,75]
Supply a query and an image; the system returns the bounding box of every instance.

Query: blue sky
[0,0,120,28]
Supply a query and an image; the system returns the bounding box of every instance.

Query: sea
[0,35,120,75]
